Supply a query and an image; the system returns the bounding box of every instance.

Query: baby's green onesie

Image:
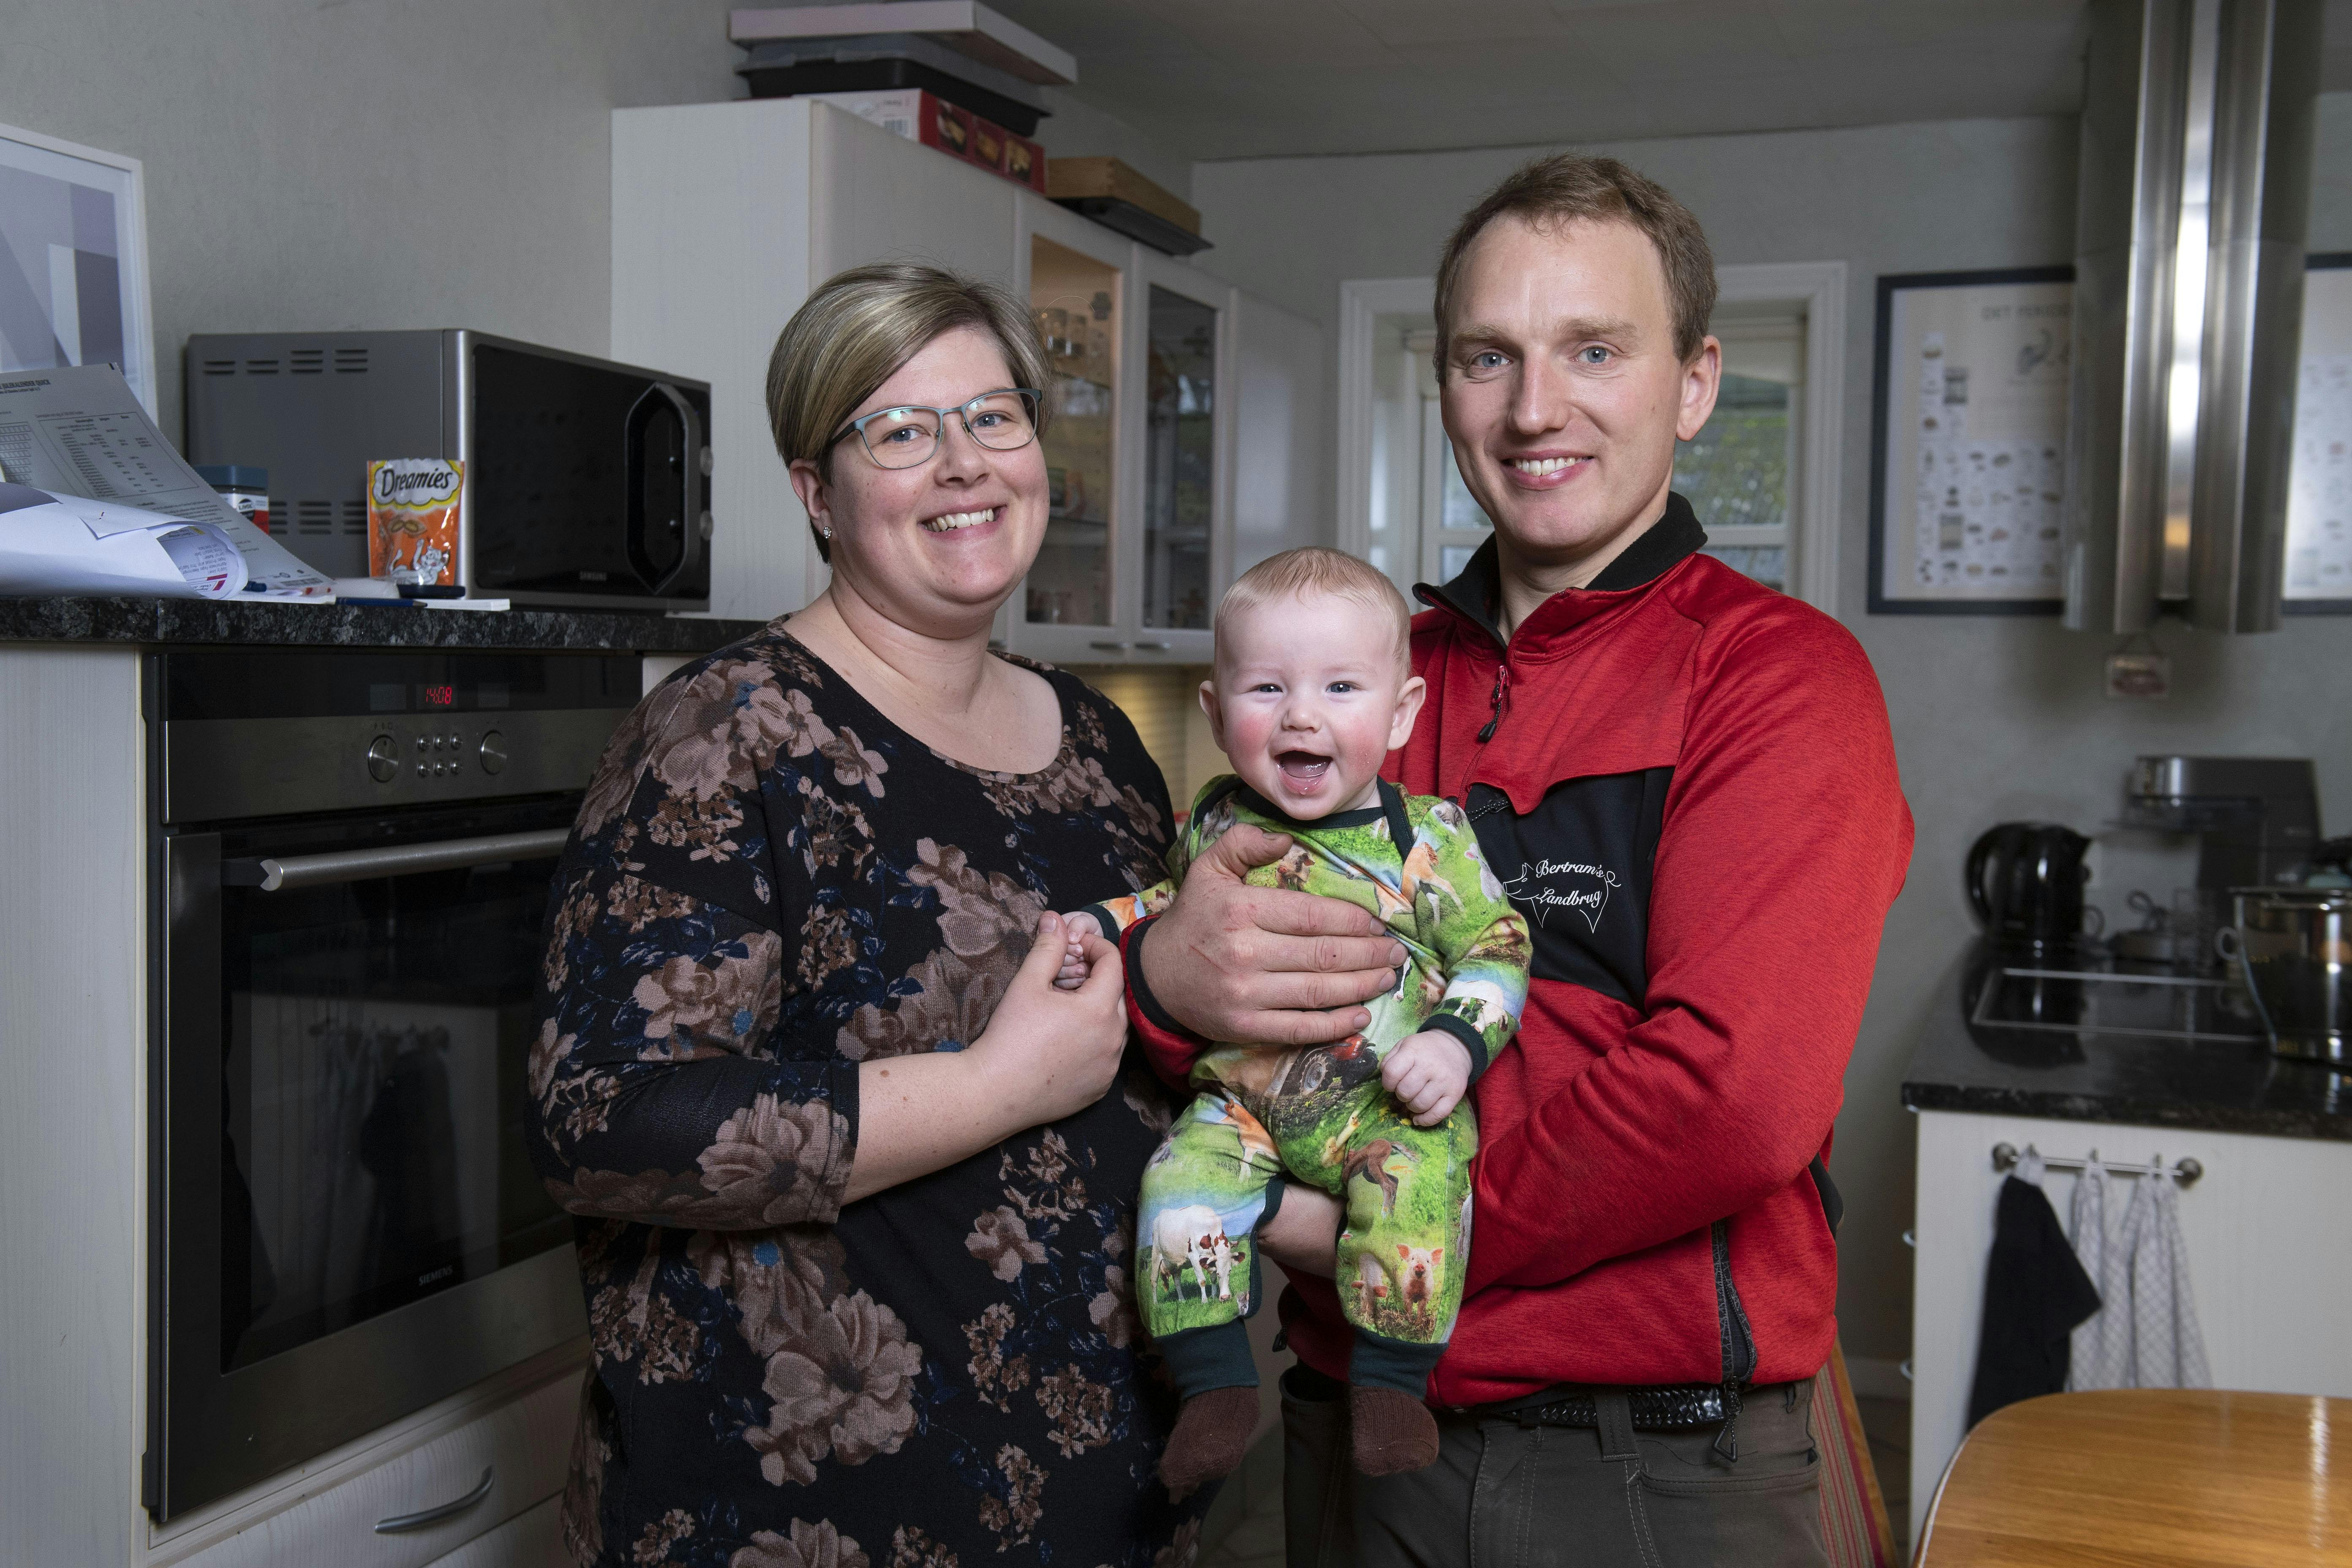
[1080,774,1530,1400]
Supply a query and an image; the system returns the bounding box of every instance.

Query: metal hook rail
[1991,1141,2203,1188]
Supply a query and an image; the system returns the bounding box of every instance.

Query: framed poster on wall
[0,122,154,419]
[2285,253,2352,614]
[1867,267,2073,614]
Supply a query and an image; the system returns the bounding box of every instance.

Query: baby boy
[1059,547,1530,1495]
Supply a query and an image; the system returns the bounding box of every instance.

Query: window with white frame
[1675,311,1805,592]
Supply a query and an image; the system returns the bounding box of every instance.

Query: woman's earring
[819,522,832,539]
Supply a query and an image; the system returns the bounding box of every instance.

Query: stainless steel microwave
[185,329,713,610]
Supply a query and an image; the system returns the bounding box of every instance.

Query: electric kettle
[1966,822,2098,960]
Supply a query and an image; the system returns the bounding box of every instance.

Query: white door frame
[1335,277,1437,569]
[1334,261,1848,615]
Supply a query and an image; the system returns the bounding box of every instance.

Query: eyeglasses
[829,388,1043,470]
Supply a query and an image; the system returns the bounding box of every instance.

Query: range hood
[2064,0,2322,634]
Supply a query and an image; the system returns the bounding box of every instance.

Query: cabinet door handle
[373,1465,494,1534]
[1898,1360,1914,1382]
[1134,640,1172,651]
[1901,1229,1916,1249]
[1089,640,1131,652]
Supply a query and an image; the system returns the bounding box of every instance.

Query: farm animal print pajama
[1077,776,1530,1401]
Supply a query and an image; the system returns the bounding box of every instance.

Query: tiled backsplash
[1069,664,1220,817]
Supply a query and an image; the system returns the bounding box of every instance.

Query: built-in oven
[147,648,638,1521]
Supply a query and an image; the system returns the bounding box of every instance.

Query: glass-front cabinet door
[1142,284,1218,638]
[1026,228,1122,644]
[1012,204,1228,665]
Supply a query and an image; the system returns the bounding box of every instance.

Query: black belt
[1489,1382,1740,1431]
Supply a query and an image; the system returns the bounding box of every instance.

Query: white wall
[1,0,1192,589]
[0,0,755,446]
[1188,103,2352,1368]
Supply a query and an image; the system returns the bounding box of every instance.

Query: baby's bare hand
[1382,1030,1473,1127]
[1053,912,1104,991]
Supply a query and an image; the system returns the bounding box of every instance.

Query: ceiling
[983,0,2352,162]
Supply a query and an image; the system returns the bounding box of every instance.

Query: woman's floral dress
[528,624,1204,1568]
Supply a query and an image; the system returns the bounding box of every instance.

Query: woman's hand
[1258,1182,1342,1279]
[969,912,1129,1124]
[846,913,1127,1203]
[1139,823,1407,1046]
[1053,909,1105,990]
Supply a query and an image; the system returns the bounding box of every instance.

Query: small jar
[193,464,270,534]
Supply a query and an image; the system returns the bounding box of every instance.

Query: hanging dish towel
[2066,1157,2132,1391]
[1967,1157,2102,1427]
[2118,1168,2211,1388]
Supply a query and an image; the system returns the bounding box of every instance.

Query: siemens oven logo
[418,1264,457,1288]
[1502,856,1622,933]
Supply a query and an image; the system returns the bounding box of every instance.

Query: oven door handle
[222,828,572,892]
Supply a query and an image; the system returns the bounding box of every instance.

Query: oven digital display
[422,683,455,707]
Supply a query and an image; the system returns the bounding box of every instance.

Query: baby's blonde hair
[1214,547,1413,676]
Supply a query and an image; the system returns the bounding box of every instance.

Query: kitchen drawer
[172,1367,580,1568]
[427,1495,563,1568]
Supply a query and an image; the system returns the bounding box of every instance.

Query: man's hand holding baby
[1381,1029,1473,1126]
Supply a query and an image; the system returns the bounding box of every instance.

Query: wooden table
[1916,1389,2352,1566]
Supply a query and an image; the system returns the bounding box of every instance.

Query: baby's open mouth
[1275,750,1331,792]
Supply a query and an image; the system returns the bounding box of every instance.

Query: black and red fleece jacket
[1118,495,1913,1407]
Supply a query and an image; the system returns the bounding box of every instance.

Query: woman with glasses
[528,264,1201,1566]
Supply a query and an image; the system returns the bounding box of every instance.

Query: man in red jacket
[1117,153,1912,1565]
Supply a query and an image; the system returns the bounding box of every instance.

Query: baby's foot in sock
[1159,1386,1258,1499]
[1350,1386,1440,1475]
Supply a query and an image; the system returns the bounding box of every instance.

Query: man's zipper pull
[1475,664,1510,743]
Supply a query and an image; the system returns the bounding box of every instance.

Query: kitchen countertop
[1901,944,2350,1141]
[0,596,769,652]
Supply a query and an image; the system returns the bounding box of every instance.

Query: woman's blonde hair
[764,261,1053,563]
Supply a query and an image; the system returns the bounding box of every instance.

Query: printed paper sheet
[2285,266,2352,604]
[1879,278,2072,604]
[0,364,328,594]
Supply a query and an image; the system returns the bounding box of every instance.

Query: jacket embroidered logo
[1502,856,1621,934]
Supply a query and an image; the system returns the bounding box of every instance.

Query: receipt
[156,525,245,596]
[0,365,329,595]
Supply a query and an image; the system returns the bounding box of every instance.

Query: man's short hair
[1216,547,1413,677]
[1432,153,1718,378]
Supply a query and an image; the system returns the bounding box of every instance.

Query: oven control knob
[366,734,400,783]
[699,510,715,541]
[479,730,508,776]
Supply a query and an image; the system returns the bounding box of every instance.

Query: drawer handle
[1901,1229,1916,1248]
[374,1465,494,1534]
[1089,640,1131,652]
[1134,639,1172,651]
[1899,1359,1914,1382]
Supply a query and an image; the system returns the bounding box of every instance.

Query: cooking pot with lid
[2218,888,2352,1064]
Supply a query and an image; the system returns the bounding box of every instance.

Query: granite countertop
[1901,943,2350,1141]
[0,596,769,652]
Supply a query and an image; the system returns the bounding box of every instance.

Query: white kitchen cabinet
[1908,1107,2352,1547]
[612,99,1326,658]
[155,1350,581,1568]
[425,1496,560,1568]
